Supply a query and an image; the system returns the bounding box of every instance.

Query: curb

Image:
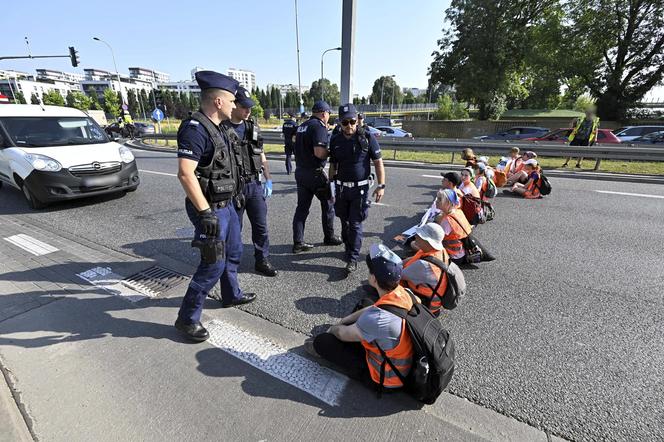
[127,139,664,185]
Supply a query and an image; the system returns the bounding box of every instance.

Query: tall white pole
[340,0,356,104]
[294,0,304,113]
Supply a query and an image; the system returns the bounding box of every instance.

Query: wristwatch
[376,184,386,189]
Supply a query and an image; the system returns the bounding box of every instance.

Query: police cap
[338,103,358,121]
[312,100,332,113]
[195,70,239,94]
[235,86,255,108]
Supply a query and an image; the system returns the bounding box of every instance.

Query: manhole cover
[122,266,187,297]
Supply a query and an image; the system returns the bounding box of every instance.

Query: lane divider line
[421,174,441,179]
[139,169,177,177]
[3,234,59,256]
[594,190,664,199]
[205,319,348,406]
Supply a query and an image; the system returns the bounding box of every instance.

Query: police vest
[361,285,414,388]
[569,116,600,143]
[185,111,238,204]
[223,119,263,179]
[331,128,372,178]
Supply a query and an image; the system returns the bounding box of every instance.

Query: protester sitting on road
[506,151,537,186]
[434,189,472,263]
[511,159,542,199]
[459,168,481,198]
[401,223,451,317]
[474,163,492,201]
[304,244,413,390]
[440,171,464,204]
[461,148,477,168]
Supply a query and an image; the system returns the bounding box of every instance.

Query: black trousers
[313,332,373,386]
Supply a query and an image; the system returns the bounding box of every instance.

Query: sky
[1,0,450,97]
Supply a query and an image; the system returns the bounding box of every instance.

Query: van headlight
[25,154,62,172]
[119,146,135,163]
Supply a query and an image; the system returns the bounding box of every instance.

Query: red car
[524,128,621,143]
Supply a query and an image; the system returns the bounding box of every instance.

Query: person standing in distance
[222,87,277,277]
[282,114,297,175]
[291,100,342,253]
[328,104,386,276]
[563,106,600,168]
[174,71,257,342]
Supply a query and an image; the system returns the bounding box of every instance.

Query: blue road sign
[151,108,164,122]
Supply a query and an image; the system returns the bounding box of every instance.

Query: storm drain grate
[122,266,187,297]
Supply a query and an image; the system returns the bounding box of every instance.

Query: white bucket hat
[414,223,445,251]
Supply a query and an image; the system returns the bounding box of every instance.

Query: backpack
[420,255,466,312]
[485,179,497,198]
[377,291,456,404]
[538,172,552,196]
[461,195,486,225]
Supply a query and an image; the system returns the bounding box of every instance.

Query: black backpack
[538,173,552,196]
[377,291,456,404]
[420,255,466,312]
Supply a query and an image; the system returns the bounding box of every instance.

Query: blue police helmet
[338,103,358,121]
[235,86,255,108]
[194,71,239,94]
[312,100,332,113]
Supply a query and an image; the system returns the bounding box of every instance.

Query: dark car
[473,126,549,140]
[630,130,664,145]
[524,128,621,144]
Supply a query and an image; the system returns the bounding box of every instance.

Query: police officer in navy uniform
[291,100,342,253]
[328,103,386,276]
[221,87,277,277]
[282,114,297,175]
[174,71,257,342]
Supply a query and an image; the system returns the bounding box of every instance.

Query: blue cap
[366,243,403,286]
[312,100,332,113]
[441,188,460,206]
[338,103,357,121]
[235,86,255,108]
[194,70,239,94]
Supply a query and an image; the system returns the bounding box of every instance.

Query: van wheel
[22,184,47,210]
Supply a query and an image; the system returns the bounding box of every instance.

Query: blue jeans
[177,199,243,324]
[236,179,269,262]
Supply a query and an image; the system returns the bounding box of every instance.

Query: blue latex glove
[263,179,273,198]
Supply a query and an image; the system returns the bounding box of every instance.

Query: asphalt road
[1,148,663,441]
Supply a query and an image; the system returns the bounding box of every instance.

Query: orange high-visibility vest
[441,209,471,259]
[524,169,542,199]
[402,249,449,315]
[361,285,414,388]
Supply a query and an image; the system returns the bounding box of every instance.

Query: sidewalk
[0,215,565,441]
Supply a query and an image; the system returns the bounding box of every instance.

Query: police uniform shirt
[329,130,382,182]
[294,117,329,169]
[282,119,297,140]
[229,121,246,141]
[177,119,226,166]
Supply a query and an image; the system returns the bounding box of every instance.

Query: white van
[0,104,140,209]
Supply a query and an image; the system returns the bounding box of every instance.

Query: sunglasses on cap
[341,119,357,126]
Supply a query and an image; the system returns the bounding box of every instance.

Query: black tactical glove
[199,208,219,238]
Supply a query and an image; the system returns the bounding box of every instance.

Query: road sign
[151,108,164,122]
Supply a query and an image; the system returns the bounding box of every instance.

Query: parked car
[629,130,664,145]
[612,125,664,142]
[133,122,156,137]
[0,104,140,209]
[375,126,413,138]
[473,126,549,140]
[365,125,384,137]
[524,128,621,143]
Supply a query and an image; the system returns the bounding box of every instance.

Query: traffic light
[69,46,79,67]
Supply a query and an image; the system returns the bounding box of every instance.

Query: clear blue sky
[2,0,450,97]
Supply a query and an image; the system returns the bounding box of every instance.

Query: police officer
[174,71,257,342]
[328,103,386,276]
[291,100,342,253]
[282,114,297,175]
[222,87,277,277]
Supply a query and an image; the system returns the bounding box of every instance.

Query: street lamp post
[320,47,342,100]
[379,74,395,117]
[92,37,125,106]
[294,0,304,114]
[389,79,397,121]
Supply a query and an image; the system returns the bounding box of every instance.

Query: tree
[13,91,26,104]
[429,0,559,119]
[250,93,264,119]
[103,88,121,117]
[86,87,102,110]
[308,79,341,106]
[66,91,92,111]
[30,93,40,104]
[568,0,664,121]
[42,90,65,106]
[369,76,403,110]
[434,94,469,120]
[127,90,139,117]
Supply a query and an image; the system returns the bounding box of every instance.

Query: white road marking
[139,169,177,177]
[372,202,390,207]
[594,190,664,199]
[3,234,58,256]
[205,319,348,406]
[77,267,148,302]
[422,174,441,179]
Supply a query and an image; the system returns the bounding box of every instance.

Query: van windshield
[0,116,108,147]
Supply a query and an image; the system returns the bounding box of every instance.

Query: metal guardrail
[137,133,664,169]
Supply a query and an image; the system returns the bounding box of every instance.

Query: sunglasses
[341,119,357,126]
